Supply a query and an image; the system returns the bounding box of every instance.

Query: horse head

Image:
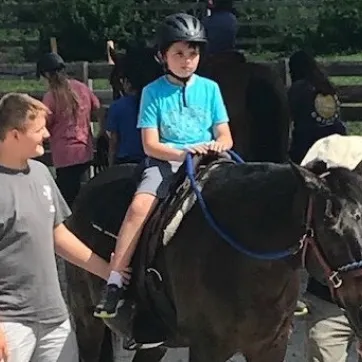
[292,160,362,337]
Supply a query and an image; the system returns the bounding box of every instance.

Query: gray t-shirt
[0,160,71,324]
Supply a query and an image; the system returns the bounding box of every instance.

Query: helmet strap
[166,68,191,84]
[164,67,190,107]
[159,50,192,107]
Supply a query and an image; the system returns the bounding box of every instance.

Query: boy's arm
[211,83,233,151]
[43,163,110,281]
[138,87,187,161]
[54,223,109,281]
[141,128,185,162]
[213,123,233,150]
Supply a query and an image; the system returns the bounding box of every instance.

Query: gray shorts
[136,157,183,199]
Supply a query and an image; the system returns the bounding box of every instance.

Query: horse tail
[245,64,291,163]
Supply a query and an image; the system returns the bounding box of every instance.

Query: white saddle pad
[301,134,362,171]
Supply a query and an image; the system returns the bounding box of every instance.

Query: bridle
[301,197,362,302]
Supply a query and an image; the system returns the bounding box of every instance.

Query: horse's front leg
[245,331,289,362]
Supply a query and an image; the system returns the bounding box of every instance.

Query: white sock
[107,271,123,288]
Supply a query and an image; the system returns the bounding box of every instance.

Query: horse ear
[289,161,331,195]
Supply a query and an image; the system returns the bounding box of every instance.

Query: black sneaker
[294,300,309,317]
[93,284,125,319]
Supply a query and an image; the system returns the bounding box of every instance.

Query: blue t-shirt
[106,95,145,160]
[137,75,229,149]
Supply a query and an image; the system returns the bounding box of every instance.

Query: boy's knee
[128,194,157,220]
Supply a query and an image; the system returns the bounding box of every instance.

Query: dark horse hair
[289,50,335,95]
[307,159,362,203]
[110,45,163,105]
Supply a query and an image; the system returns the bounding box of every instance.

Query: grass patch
[346,121,362,136]
[1,78,111,92]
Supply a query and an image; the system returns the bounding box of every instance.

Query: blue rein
[185,151,300,260]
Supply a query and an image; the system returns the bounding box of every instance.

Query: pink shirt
[42,79,100,168]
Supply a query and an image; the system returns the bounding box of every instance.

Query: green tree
[313,0,362,53]
[18,0,188,61]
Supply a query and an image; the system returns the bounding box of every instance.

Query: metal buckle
[292,237,305,255]
[329,271,343,288]
[306,228,314,238]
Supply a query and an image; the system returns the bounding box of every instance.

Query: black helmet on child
[156,13,207,52]
[36,52,65,78]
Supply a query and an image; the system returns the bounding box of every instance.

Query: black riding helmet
[36,52,65,78]
[155,13,208,99]
[156,13,207,54]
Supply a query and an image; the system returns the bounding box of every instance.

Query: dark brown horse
[66,48,292,361]
[65,157,362,362]
[198,51,290,163]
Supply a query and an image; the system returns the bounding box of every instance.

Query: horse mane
[305,159,362,202]
[325,168,362,202]
[109,44,163,99]
[204,163,300,224]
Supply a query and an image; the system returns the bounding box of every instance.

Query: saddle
[129,153,236,342]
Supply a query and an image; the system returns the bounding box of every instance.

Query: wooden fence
[2,59,362,114]
[1,59,362,166]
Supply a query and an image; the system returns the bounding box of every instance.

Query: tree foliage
[7,0,362,60]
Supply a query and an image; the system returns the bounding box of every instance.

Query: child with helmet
[37,53,100,207]
[94,13,233,342]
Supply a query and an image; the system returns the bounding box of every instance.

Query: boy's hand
[186,144,210,155]
[207,140,229,153]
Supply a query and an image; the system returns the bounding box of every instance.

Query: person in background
[288,50,347,165]
[287,50,356,361]
[202,0,238,54]
[106,48,162,165]
[37,52,101,207]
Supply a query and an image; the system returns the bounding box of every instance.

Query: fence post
[88,78,94,135]
[284,58,291,87]
[107,40,115,64]
[81,61,89,85]
[277,58,291,87]
[50,37,58,53]
[86,76,95,178]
